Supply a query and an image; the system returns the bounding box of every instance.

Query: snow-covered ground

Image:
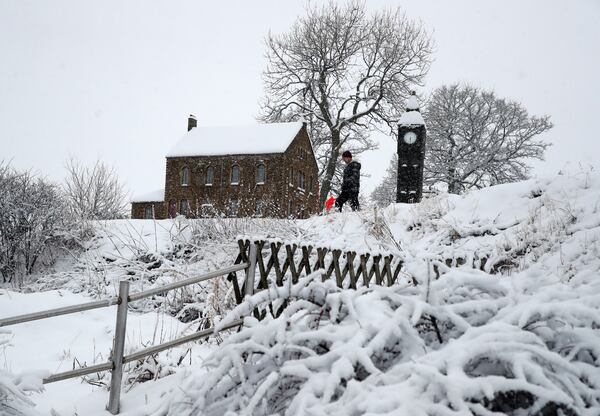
[0,289,216,415]
[2,165,600,415]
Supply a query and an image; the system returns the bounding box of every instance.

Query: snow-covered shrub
[63,158,129,221]
[0,371,39,416]
[0,330,41,416]
[160,264,600,416]
[188,216,308,245]
[0,162,69,285]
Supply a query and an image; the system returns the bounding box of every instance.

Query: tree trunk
[319,130,341,206]
[447,167,460,194]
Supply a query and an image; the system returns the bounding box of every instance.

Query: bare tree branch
[64,158,129,220]
[259,1,433,205]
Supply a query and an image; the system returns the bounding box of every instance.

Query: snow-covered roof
[131,188,164,202]
[399,110,425,126]
[166,122,304,157]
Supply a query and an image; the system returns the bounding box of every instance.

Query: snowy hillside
[2,166,599,415]
[159,166,600,415]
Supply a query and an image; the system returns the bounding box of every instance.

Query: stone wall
[131,201,167,219]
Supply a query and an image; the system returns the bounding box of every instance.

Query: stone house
[131,116,320,219]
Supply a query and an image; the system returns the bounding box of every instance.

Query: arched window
[256,163,266,184]
[231,165,240,185]
[205,166,214,186]
[180,166,190,186]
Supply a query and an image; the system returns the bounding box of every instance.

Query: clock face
[403,131,417,144]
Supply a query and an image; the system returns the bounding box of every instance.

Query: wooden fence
[227,238,406,308]
[0,239,405,413]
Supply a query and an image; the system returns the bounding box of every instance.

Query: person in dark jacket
[335,150,361,212]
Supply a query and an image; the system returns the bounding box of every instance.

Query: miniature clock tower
[397,91,426,203]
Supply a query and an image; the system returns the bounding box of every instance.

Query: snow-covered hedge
[160,264,600,415]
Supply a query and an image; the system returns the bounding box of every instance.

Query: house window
[255,200,264,217]
[181,166,190,186]
[144,205,153,219]
[180,199,189,216]
[228,199,239,217]
[231,165,240,185]
[256,164,266,184]
[206,166,214,186]
[297,171,305,190]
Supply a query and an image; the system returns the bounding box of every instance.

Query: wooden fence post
[245,242,259,297]
[107,280,130,414]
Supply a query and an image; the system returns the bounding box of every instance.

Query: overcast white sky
[1,0,599,198]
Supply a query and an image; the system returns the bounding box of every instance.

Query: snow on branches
[161,265,600,416]
[259,2,433,205]
[0,162,67,284]
[423,84,552,194]
[0,330,42,416]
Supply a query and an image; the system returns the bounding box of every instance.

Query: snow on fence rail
[0,259,257,415]
[227,238,407,310]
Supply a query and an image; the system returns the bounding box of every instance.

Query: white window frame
[205,166,214,186]
[181,166,190,187]
[230,165,240,185]
[256,163,266,185]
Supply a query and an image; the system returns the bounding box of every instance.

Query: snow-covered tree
[424,84,552,194]
[0,162,66,284]
[370,154,397,207]
[259,1,433,205]
[64,158,128,220]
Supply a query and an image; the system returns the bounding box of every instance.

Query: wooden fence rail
[228,238,405,307]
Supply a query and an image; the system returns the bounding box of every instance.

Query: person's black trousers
[335,192,360,211]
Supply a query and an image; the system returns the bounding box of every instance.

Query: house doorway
[168,199,177,218]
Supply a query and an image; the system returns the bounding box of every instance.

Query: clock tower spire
[397,91,426,203]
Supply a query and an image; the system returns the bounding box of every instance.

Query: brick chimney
[187,114,197,131]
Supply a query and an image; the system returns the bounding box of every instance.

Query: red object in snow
[325,196,336,212]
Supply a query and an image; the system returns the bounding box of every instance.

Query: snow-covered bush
[0,162,69,285]
[0,330,41,416]
[63,158,129,221]
[0,371,39,416]
[160,263,600,416]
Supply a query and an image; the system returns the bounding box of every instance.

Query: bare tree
[370,153,397,207]
[260,1,433,205]
[64,158,129,220]
[424,84,552,194]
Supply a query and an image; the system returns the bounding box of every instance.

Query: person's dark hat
[342,150,352,158]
